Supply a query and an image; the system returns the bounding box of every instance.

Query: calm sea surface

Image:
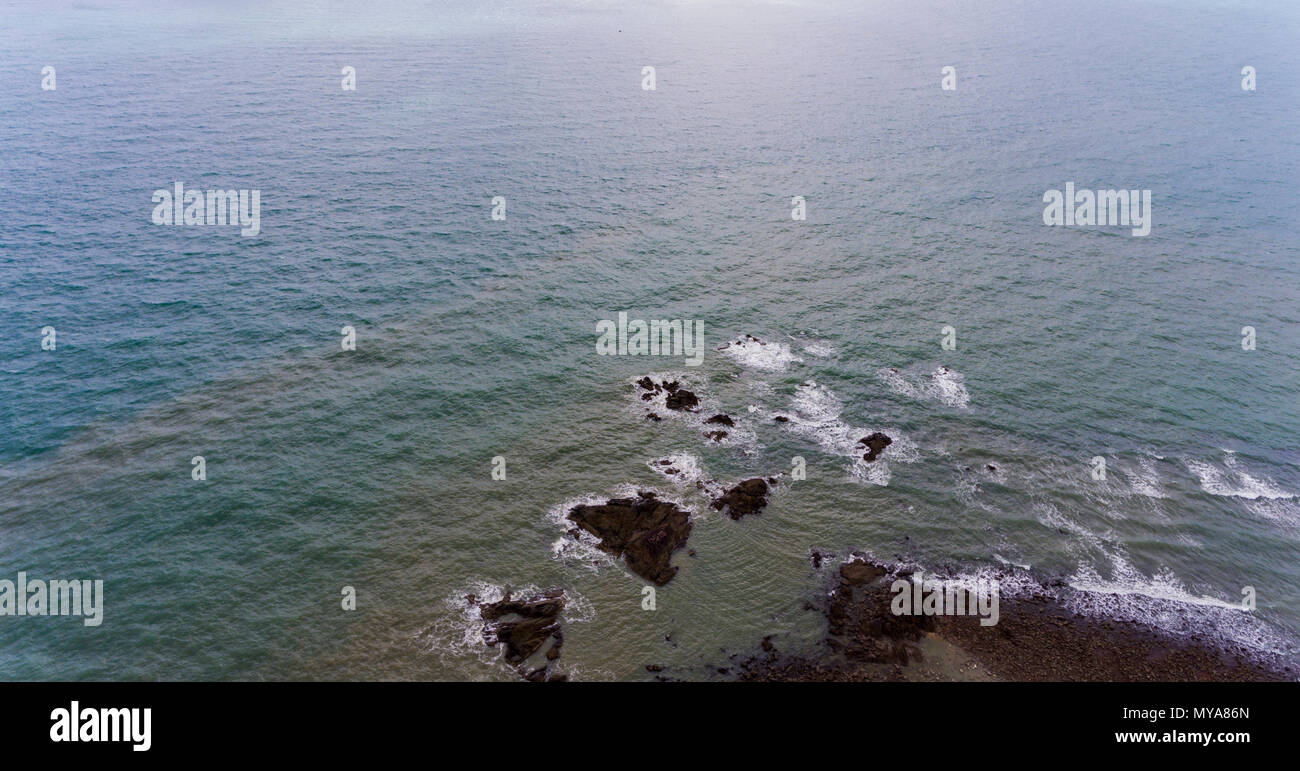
[1,0,1298,679]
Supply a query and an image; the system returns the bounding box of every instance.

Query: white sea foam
[930,367,970,408]
[1183,453,1299,529]
[1128,456,1168,499]
[1067,564,1238,611]
[856,552,1290,659]
[628,371,696,418]
[419,582,593,677]
[776,380,918,486]
[546,485,698,577]
[878,365,970,408]
[646,454,724,497]
[1027,502,1291,657]
[435,580,517,666]
[1035,499,1151,576]
[993,553,1031,570]
[647,453,706,486]
[629,373,757,451]
[1243,497,1300,529]
[1031,556,1283,657]
[1185,453,1295,501]
[1035,501,1111,551]
[802,340,836,358]
[955,462,1007,507]
[955,472,982,505]
[563,664,618,682]
[1063,563,1291,656]
[546,491,624,573]
[717,335,802,372]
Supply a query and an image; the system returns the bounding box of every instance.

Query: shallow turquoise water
[1,0,1298,679]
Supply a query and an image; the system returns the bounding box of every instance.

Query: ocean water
[1,0,1298,680]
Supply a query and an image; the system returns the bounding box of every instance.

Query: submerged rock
[839,558,887,586]
[858,432,893,462]
[810,549,829,570]
[567,491,693,585]
[711,477,773,520]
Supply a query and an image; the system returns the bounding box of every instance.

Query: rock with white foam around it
[859,432,893,462]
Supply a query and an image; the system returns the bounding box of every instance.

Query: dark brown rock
[704,413,735,427]
[479,591,565,623]
[476,588,566,681]
[567,491,693,585]
[858,432,893,462]
[711,477,773,520]
[840,558,886,586]
[665,388,699,411]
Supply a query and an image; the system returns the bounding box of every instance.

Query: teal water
[1,0,1298,680]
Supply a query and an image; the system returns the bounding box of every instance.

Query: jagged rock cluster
[472,353,890,681]
[567,491,693,586]
[472,589,568,682]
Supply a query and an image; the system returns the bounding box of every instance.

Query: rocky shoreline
[731,556,1295,682]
